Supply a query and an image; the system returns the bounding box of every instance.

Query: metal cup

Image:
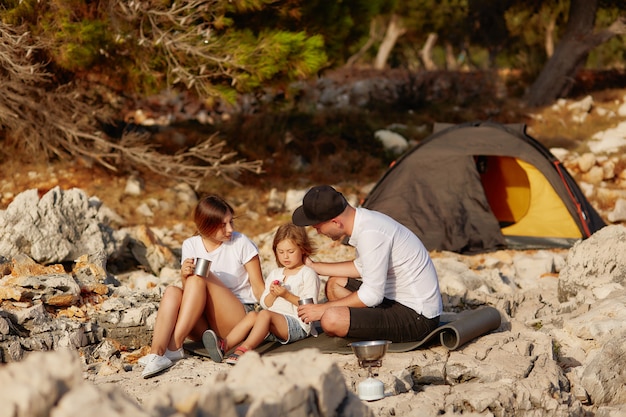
[194,258,211,277]
[298,297,318,336]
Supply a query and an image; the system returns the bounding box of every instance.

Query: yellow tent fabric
[492,159,581,238]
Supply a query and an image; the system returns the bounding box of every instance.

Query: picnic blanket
[185,306,501,357]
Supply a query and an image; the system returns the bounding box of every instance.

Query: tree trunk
[419,33,438,71]
[545,15,556,58]
[346,19,382,68]
[445,42,459,70]
[526,0,626,107]
[374,14,406,70]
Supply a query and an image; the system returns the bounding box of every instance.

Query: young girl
[141,195,264,378]
[202,223,320,364]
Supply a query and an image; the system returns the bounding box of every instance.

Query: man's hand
[297,303,324,323]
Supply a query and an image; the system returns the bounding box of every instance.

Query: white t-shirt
[260,265,320,333]
[181,232,259,304]
[349,207,443,318]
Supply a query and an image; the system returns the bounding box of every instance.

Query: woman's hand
[181,258,195,279]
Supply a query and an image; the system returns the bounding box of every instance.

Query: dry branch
[0,22,263,189]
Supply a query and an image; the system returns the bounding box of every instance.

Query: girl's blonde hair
[272,223,315,267]
[193,195,234,237]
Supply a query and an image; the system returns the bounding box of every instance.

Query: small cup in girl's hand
[272,280,280,285]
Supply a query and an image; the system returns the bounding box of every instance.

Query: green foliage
[588,6,626,68]
[503,1,568,76]
[52,19,110,71]
[0,0,46,26]
[2,0,624,103]
[298,0,386,64]
[223,0,384,66]
[0,0,330,99]
[398,0,469,40]
[503,0,625,75]
[506,1,568,46]
[2,0,114,72]
[380,0,470,61]
[587,37,626,69]
[230,30,327,89]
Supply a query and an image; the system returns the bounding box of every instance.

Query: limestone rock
[580,333,626,406]
[0,187,127,264]
[558,225,626,302]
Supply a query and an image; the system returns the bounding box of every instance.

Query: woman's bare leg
[170,275,209,348]
[149,272,248,354]
[202,272,247,338]
[149,286,183,355]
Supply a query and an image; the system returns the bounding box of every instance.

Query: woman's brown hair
[193,195,235,237]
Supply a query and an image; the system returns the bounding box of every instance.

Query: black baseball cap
[292,185,348,226]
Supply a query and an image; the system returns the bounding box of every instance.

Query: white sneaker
[138,348,185,366]
[165,347,185,361]
[141,354,173,378]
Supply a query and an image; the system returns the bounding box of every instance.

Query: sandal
[225,346,249,365]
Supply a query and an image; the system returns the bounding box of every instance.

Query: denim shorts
[265,314,308,344]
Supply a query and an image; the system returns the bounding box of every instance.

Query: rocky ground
[3,216,625,417]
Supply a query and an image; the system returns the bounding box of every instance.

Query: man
[292,185,442,343]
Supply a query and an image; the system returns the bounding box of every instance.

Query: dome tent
[361,121,606,254]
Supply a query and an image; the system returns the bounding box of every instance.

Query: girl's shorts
[265,314,308,344]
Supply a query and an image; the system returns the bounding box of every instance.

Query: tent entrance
[478,155,582,239]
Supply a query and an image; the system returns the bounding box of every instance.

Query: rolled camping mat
[184,306,502,357]
[435,306,502,350]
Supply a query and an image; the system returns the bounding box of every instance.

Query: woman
[140,195,264,378]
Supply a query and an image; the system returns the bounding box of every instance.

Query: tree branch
[0,22,263,189]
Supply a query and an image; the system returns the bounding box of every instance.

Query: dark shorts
[344,278,440,343]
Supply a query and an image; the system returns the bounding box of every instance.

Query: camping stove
[349,340,391,401]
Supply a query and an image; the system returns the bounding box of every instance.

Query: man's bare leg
[325,276,352,301]
[320,306,350,337]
